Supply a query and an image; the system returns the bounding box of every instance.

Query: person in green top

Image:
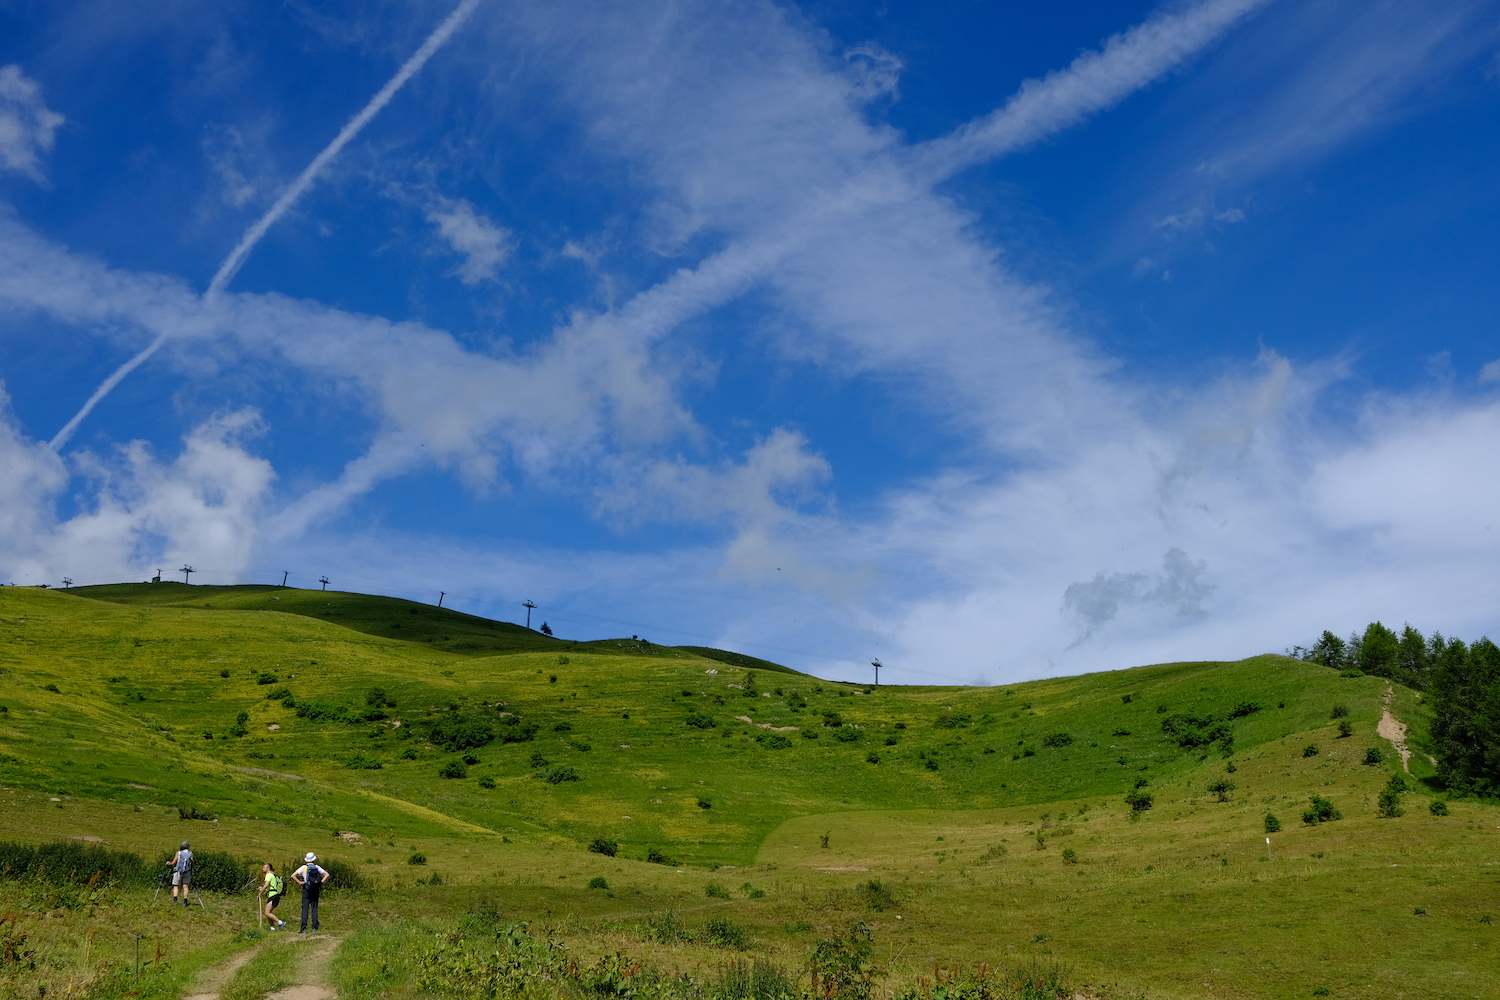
[258,863,287,930]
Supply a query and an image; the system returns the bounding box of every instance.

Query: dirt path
[182,945,262,1000]
[1377,685,1412,773]
[181,933,342,1000]
[265,934,340,1000]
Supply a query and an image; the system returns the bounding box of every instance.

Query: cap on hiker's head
[305,852,316,863]
[181,841,190,849]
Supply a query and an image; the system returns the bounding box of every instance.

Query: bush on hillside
[588,876,609,889]
[167,850,250,893]
[1264,813,1281,833]
[1363,747,1385,765]
[588,838,618,857]
[831,729,859,743]
[321,858,368,891]
[1124,789,1153,812]
[933,712,972,729]
[1302,795,1341,825]
[1429,799,1449,816]
[438,760,468,779]
[1207,779,1235,803]
[1338,720,1353,738]
[1330,703,1348,719]
[1303,744,1319,757]
[645,847,673,865]
[0,840,148,886]
[499,716,540,743]
[542,766,579,784]
[685,712,716,729]
[1228,702,1263,719]
[266,686,292,700]
[706,881,731,899]
[424,714,495,752]
[1041,732,1074,747]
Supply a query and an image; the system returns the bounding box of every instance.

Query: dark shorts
[267,893,283,910]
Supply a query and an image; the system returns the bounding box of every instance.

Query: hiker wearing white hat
[291,851,327,933]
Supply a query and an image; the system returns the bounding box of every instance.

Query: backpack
[175,850,193,873]
[305,864,325,887]
[267,873,284,895]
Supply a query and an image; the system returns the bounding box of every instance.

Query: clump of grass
[706,881,731,899]
[588,876,608,889]
[856,879,898,911]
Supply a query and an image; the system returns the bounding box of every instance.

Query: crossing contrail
[50,0,482,451]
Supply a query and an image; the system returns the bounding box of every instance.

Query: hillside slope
[1,585,1428,865]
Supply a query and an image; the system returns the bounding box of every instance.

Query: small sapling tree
[1207,779,1236,803]
[1264,813,1281,833]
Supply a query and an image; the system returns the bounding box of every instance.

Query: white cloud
[0,65,65,183]
[427,197,512,284]
[1479,359,1500,383]
[0,400,274,586]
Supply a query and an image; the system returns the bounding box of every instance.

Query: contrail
[50,0,482,452]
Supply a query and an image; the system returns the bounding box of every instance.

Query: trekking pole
[152,869,166,906]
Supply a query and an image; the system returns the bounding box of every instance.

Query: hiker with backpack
[259,863,287,930]
[291,852,327,933]
[166,841,193,906]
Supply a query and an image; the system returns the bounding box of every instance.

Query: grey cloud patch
[1063,547,1214,641]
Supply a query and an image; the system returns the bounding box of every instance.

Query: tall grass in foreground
[330,915,1089,1000]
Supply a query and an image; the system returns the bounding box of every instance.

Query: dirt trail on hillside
[182,933,341,1000]
[1378,685,1412,773]
[266,934,340,1000]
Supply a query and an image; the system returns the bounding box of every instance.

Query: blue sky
[2,0,1499,684]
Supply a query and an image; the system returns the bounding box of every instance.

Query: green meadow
[0,584,1495,1000]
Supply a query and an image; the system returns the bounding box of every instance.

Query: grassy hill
[1,584,1495,1000]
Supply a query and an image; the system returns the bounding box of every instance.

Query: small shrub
[1302,795,1341,825]
[462,753,481,765]
[266,686,292,700]
[345,753,383,770]
[865,752,880,764]
[802,729,819,739]
[706,881,731,899]
[697,797,712,809]
[408,853,427,865]
[42,683,60,693]
[477,775,496,789]
[1337,720,1353,738]
[1265,813,1282,833]
[1430,799,1449,816]
[1340,668,1364,677]
[256,673,278,685]
[1330,703,1348,719]
[646,847,673,865]
[762,734,793,749]
[1061,847,1078,864]
[1363,747,1385,765]
[588,876,609,889]
[399,748,418,760]
[588,838,618,857]
[542,766,580,784]
[702,917,753,950]
[1124,788,1153,812]
[643,910,687,943]
[438,760,468,779]
[685,712,717,729]
[321,858,368,891]
[1302,744,1319,758]
[1378,774,1406,818]
[924,758,939,771]
[819,832,830,849]
[552,722,573,732]
[1207,779,1235,802]
[1121,693,1133,704]
[1041,732,1074,747]
[177,805,217,821]
[1021,746,1036,757]
[529,751,549,768]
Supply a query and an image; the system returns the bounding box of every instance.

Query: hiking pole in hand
[151,869,166,906]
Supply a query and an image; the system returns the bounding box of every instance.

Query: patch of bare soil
[1378,685,1412,773]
